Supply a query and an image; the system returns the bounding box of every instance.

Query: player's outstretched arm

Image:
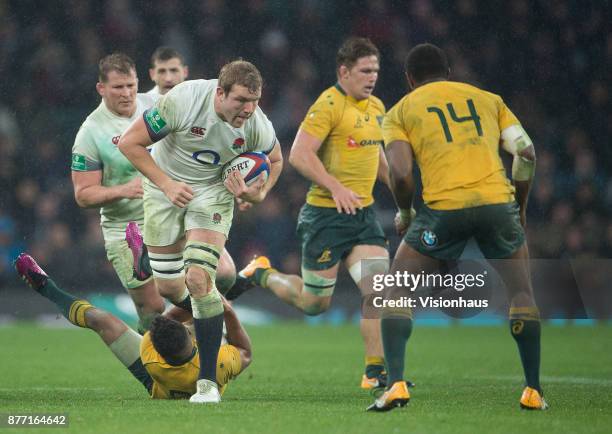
[501,125,536,227]
[221,296,252,371]
[118,117,193,208]
[386,140,416,235]
[289,128,362,214]
[72,170,143,208]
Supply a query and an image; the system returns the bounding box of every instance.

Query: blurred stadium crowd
[0,0,610,288]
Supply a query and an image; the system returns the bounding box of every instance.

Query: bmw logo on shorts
[421,230,438,247]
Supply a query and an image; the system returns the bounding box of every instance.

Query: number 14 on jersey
[427,99,483,143]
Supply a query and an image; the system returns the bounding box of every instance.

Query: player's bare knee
[183,240,220,296]
[301,299,331,316]
[156,278,185,300]
[185,266,213,297]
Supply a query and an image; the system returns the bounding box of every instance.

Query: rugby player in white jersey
[71,53,165,333]
[146,46,189,100]
[119,60,283,404]
[144,46,238,294]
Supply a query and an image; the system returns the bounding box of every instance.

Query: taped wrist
[512,155,535,181]
[501,125,536,181]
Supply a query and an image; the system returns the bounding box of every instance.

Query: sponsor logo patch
[189,126,206,137]
[359,139,384,147]
[112,135,121,145]
[511,320,524,334]
[317,248,332,263]
[421,230,438,247]
[144,108,167,133]
[212,213,222,224]
[71,153,87,171]
[347,136,359,148]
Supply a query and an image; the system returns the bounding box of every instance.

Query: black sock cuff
[175,295,193,313]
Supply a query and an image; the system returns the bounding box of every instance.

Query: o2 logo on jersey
[192,150,221,165]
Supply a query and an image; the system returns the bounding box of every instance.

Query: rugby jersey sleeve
[299,95,337,141]
[143,83,193,142]
[71,125,102,171]
[249,108,277,154]
[382,99,410,146]
[497,96,521,131]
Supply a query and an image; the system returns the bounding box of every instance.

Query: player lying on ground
[367,43,546,412]
[14,253,251,399]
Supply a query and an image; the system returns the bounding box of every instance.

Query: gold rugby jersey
[140,331,241,399]
[383,81,520,210]
[301,84,385,208]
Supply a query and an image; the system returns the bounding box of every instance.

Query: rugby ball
[222,152,270,186]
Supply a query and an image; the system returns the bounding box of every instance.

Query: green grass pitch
[1,323,611,434]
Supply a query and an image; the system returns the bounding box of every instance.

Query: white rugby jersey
[72,94,155,230]
[143,79,276,185]
[146,85,161,102]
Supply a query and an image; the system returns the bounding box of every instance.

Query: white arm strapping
[501,125,535,181]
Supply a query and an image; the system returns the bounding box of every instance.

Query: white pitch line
[0,387,107,391]
[477,375,612,386]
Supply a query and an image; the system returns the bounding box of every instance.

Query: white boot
[189,379,221,404]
